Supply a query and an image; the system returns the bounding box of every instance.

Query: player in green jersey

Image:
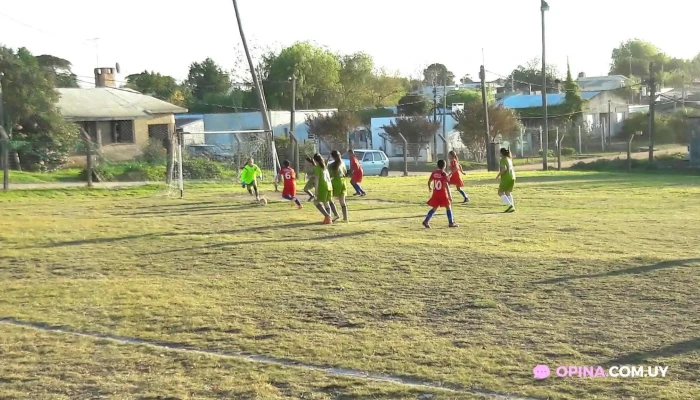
[328,150,349,222]
[312,153,334,224]
[303,156,317,202]
[495,148,516,213]
[240,158,262,201]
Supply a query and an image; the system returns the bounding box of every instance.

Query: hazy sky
[1,0,698,87]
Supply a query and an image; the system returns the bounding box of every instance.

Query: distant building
[576,74,627,91]
[175,115,205,145]
[58,67,187,161]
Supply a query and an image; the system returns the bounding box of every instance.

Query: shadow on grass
[25,222,324,249]
[144,230,373,256]
[602,337,700,366]
[535,258,700,284]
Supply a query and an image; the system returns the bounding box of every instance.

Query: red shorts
[282,187,296,198]
[448,173,464,187]
[351,171,363,183]
[427,195,451,209]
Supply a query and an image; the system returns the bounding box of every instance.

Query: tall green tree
[369,72,409,107]
[185,57,232,102]
[125,71,180,101]
[0,46,78,170]
[337,52,374,109]
[262,42,341,110]
[305,111,358,150]
[563,62,583,114]
[609,39,666,78]
[444,89,480,108]
[381,117,439,164]
[397,93,429,116]
[35,54,79,88]
[507,58,559,93]
[453,102,520,162]
[423,63,455,85]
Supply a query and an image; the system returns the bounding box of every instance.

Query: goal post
[170,129,281,197]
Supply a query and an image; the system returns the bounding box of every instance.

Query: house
[175,114,205,145]
[419,81,504,99]
[576,74,627,91]
[58,67,187,161]
[497,90,629,136]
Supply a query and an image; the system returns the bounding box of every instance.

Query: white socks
[500,195,512,206]
[507,194,515,208]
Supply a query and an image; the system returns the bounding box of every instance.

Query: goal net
[167,129,280,197]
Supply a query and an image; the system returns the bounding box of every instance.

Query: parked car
[340,149,390,177]
[186,145,234,162]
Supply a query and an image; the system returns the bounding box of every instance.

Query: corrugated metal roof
[176,117,203,128]
[498,91,600,109]
[58,87,187,121]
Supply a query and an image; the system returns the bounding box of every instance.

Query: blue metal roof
[175,114,204,120]
[498,91,600,109]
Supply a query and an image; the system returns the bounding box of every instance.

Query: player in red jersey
[276,160,303,209]
[447,150,469,203]
[347,150,366,196]
[423,159,459,229]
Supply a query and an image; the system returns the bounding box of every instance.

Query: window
[362,152,373,162]
[112,120,134,143]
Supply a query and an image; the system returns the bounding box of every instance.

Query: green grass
[1,172,699,399]
[8,168,83,183]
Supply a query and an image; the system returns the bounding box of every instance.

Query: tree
[397,93,429,116]
[262,42,341,110]
[185,58,232,102]
[423,63,455,85]
[459,74,473,84]
[305,111,358,150]
[125,71,180,101]
[453,102,520,162]
[444,89,480,108]
[610,39,665,78]
[369,71,409,108]
[507,58,559,93]
[36,54,79,88]
[337,52,374,110]
[356,107,395,128]
[0,46,78,171]
[563,62,583,115]
[381,117,439,164]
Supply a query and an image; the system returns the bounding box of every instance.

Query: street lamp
[541,0,549,171]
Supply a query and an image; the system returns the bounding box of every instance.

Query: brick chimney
[578,72,586,79]
[94,67,116,88]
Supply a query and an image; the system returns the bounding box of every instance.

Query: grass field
[1,171,699,399]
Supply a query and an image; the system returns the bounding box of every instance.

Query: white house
[370,115,463,162]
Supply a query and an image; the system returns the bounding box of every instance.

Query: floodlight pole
[541,0,549,171]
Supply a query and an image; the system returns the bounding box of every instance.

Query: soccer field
[1,171,699,400]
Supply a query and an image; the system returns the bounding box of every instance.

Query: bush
[140,139,168,165]
[79,164,115,182]
[568,153,696,173]
[538,150,555,158]
[118,163,166,181]
[180,158,226,180]
[560,147,576,156]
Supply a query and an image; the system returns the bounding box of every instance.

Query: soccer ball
[259,197,268,206]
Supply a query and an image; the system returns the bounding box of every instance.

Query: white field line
[0,318,539,400]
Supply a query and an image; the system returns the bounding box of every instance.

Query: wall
[583,92,627,136]
[200,110,336,147]
[180,120,205,145]
[134,114,175,147]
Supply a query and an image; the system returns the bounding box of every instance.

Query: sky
[1,0,698,87]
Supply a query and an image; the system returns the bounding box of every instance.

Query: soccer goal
[168,129,281,197]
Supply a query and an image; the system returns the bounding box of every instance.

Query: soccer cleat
[422,221,431,229]
[332,215,340,222]
[504,205,513,213]
[449,223,460,228]
[353,193,360,196]
[360,193,367,197]
[463,198,470,203]
[322,216,332,225]
[308,196,316,202]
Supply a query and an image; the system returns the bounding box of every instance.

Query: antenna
[115,63,121,74]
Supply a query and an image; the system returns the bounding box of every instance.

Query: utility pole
[682,74,686,111]
[608,100,612,144]
[442,80,447,156]
[290,75,299,173]
[432,77,438,161]
[480,65,491,170]
[648,62,656,162]
[540,0,550,171]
